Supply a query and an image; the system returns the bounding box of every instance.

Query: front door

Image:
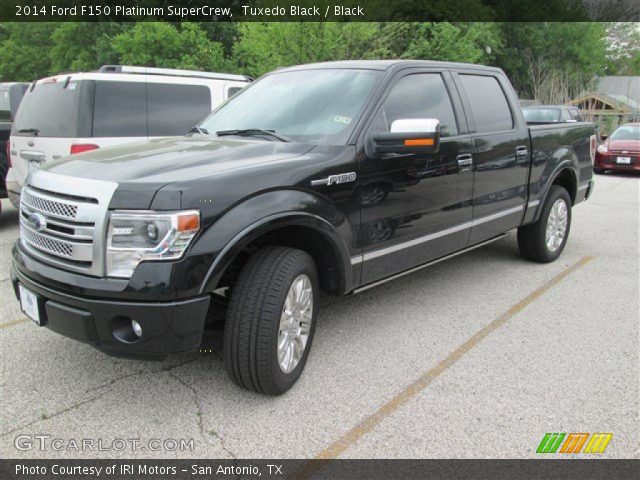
[356,71,475,285]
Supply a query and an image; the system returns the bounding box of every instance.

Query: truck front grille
[20,186,99,272]
[21,189,79,219]
[21,228,75,258]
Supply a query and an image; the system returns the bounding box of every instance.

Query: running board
[352,233,509,294]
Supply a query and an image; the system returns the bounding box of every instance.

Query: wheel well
[552,169,577,205]
[217,225,347,295]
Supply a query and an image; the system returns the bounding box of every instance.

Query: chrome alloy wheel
[278,274,313,374]
[545,198,568,252]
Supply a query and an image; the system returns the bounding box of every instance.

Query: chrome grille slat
[21,189,78,219]
[20,172,118,277]
[22,223,74,258]
[20,205,94,241]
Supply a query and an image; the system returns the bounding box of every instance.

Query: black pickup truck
[12,61,596,394]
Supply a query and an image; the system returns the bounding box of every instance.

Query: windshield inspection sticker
[332,115,352,125]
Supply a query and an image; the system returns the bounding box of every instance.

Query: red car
[594,123,640,173]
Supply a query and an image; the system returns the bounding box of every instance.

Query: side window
[93,81,147,137]
[460,75,513,133]
[570,109,582,121]
[147,83,212,136]
[561,109,571,121]
[379,73,458,137]
[227,86,243,99]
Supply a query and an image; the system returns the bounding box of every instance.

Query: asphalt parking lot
[0,173,638,460]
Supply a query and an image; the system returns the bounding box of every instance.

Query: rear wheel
[223,246,318,395]
[518,185,572,263]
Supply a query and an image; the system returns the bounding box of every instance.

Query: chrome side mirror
[372,118,440,155]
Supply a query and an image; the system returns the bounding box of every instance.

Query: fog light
[112,316,143,343]
[131,319,142,338]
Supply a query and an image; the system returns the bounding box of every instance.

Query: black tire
[223,246,319,395]
[594,168,605,174]
[517,185,572,263]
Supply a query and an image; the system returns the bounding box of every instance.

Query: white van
[6,65,250,207]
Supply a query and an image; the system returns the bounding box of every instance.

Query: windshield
[610,124,640,141]
[199,69,381,144]
[523,108,561,123]
[12,81,84,137]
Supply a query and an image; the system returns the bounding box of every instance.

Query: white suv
[6,65,250,207]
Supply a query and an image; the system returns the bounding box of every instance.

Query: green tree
[360,23,500,64]
[404,23,500,63]
[111,22,230,71]
[49,23,129,74]
[0,23,58,81]
[496,23,609,99]
[232,23,378,77]
[605,22,640,75]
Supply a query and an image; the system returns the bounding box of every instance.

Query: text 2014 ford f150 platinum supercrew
[12,61,596,394]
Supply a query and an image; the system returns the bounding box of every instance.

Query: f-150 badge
[311,172,357,187]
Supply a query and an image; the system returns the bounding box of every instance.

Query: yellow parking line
[0,318,29,329]
[301,255,595,470]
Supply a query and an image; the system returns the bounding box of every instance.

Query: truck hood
[41,136,316,184]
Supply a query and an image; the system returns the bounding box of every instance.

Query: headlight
[597,144,608,154]
[106,210,200,278]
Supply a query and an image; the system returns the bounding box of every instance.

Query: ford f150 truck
[11,61,596,394]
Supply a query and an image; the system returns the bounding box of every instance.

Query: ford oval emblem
[28,212,47,232]
[28,140,34,147]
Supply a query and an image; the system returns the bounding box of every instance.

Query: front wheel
[517,185,572,263]
[223,246,318,395]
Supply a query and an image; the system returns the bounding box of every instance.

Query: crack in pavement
[1,357,202,437]
[1,391,110,437]
[168,371,237,459]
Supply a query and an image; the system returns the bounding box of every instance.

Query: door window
[147,83,212,136]
[460,75,513,133]
[93,81,147,137]
[379,74,458,137]
[227,86,244,99]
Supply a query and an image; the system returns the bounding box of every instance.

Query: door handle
[516,146,529,157]
[457,154,473,172]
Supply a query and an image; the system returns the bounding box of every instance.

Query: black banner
[2,0,640,22]
[1,459,639,480]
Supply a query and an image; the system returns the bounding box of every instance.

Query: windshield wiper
[188,126,210,135]
[216,129,292,142]
[18,128,39,136]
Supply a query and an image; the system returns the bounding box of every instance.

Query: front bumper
[11,264,211,359]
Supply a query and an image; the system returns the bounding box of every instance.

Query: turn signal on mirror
[404,138,434,146]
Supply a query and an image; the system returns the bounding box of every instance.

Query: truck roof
[275,59,504,74]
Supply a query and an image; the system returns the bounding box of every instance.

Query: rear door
[453,71,530,244]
